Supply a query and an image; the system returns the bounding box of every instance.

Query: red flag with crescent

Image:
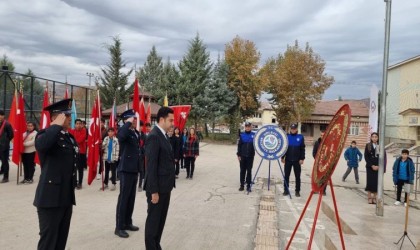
[170,105,191,131]
[87,92,101,185]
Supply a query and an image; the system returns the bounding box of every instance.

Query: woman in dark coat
[364,132,379,204]
[172,127,182,178]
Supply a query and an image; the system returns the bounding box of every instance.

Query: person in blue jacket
[281,123,305,197]
[392,149,415,206]
[237,122,255,192]
[342,141,363,184]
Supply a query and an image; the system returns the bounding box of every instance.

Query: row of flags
[9,78,191,185]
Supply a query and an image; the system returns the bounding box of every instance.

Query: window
[348,125,359,135]
[254,113,261,118]
[301,124,307,133]
[271,118,276,123]
[409,117,418,125]
[320,124,327,131]
[418,127,420,141]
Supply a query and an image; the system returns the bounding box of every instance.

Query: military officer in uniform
[33,99,78,250]
[115,109,141,238]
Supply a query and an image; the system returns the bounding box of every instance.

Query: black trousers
[77,154,86,185]
[180,155,185,168]
[284,161,301,192]
[139,170,145,188]
[0,149,9,179]
[145,192,171,250]
[240,156,254,187]
[104,161,117,185]
[116,172,138,229]
[396,179,409,202]
[185,157,196,177]
[22,152,36,181]
[175,160,180,176]
[37,206,73,250]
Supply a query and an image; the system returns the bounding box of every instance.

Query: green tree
[98,36,133,108]
[136,45,163,95]
[161,58,180,105]
[261,41,334,127]
[205,55,237,136]
[225,36,261,138]
[178,34,212,125]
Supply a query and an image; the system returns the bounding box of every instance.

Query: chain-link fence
[0,69,94,125]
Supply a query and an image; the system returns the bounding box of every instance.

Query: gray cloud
[1,0,419,100]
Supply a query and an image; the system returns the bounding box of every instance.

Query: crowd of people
[0,98,416,249]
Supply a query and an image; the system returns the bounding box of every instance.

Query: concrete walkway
[0,143,419,249]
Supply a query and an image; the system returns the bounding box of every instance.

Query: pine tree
[205,55,237,135]
[136,45,163,93]
[161,58,180,105]
[98,36,133,108]
[178,34,212,125]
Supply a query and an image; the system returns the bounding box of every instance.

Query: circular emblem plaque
[254,125,288,160]
[312,104,352,192]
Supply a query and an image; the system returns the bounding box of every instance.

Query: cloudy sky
[1,0,419,100]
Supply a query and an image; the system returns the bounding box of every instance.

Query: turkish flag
[140,97,146,132]
[12,92,26,165]
[87,92,101,185]
[109,98,117,129]
[35,88,50,165]
[145,101,151,125]
[132,79,141,131]
[170,105,191,131]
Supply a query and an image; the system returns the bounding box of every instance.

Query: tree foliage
[205,55,237,130]
[261,41,334,127]
[224,36,261,118]
[136,45,163,96]
[178,34,212,124]
[98,36,133,109]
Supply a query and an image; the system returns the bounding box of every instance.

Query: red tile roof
[312,100,369,117]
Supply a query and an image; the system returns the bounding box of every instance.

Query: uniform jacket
[283,133,305,161]
[144,126,175,194]
[392,157,415,185]
[0,120,14,151]
[344,147,363,168]
[70,127,87,154]
[23,130,37,153]
[183,136,199,158]
[117,122,141,173]
[33,125,78,208]
[237,131,255,158]
[102,136,120,163]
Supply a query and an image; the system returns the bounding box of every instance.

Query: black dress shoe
[239,186,244,191]
[282,191,289,196]
[125,225,139,231]
[1,178,9,183]
[295,191,301,197]
[114,229,129,238]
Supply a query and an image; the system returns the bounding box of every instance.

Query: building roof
[388,55,420,70]
[399,108,420,115]
[312,100,369,117]
[102,100,161,117]
[259,102,273,110]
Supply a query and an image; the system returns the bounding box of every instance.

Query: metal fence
[0,70,94,125]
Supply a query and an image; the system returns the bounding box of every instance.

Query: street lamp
[86,72,94,86]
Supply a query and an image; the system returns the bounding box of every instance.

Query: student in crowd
[0,110,14,183]
[69,119,87,189]
[392,149,415,206]
[343,140,363,184]
[21,121,38,184]
[172,127,182,178]
[183,127,199,179]
[101,128,119,191]
[364,132,380,204]
[181,128,188,169]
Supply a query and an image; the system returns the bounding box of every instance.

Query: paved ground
[0,143,419,250]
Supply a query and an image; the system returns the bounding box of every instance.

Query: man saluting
[33,99,78,250]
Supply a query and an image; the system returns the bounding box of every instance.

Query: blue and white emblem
[254,125,288,160]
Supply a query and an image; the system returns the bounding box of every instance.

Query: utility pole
[377,0,392,217]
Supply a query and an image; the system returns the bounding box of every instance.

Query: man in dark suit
[115,109,141,238]
[144,107,175,250]
[33,99,78,250]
